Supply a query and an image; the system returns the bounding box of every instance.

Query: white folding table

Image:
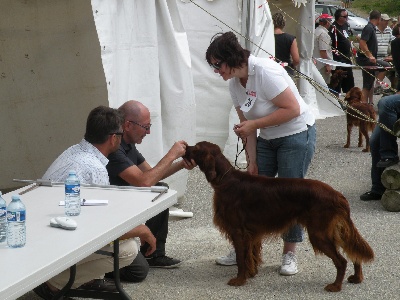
[0,184,177,300]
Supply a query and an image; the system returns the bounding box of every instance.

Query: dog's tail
[335,208,374,264]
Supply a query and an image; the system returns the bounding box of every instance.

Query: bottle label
[65,184,80,194]
[7,211,26,222]
[0,207,6,218]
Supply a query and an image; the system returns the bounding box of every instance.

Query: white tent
[0,0,343,202]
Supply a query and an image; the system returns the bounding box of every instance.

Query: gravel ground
[20,70,400,300]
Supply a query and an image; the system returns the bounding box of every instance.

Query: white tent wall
[0,0,108,191]
[91,0,196,202]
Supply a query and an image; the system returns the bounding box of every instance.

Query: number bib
[240,90,257,112]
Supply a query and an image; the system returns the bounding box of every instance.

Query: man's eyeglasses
[340,15,348,18]
[109,131,124,137]
[128,120,151,131]
[210,60,224,70]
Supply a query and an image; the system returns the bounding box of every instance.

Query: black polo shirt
[107,138,145,186]
[357,21,378,59]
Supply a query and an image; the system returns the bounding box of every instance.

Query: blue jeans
[370,94,400,195]
[256,124,316,243]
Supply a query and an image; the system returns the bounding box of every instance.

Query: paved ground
[20,70,400,300]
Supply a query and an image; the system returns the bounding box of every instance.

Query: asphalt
[20,70,400,300]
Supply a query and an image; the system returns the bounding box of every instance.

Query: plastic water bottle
[0,191,7,243]
[65,170,81,216]
[6,195,26,248]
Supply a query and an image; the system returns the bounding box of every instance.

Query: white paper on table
[59,199,109,206]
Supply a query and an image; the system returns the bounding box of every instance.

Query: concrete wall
[0,0,107,191]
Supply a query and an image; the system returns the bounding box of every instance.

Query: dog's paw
[227,277,246,286]
[347,274,363,284]
[362,148,370,152]
[343,144,350,148]
[324,283,342,292]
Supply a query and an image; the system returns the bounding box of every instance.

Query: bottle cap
[11,195,20,201]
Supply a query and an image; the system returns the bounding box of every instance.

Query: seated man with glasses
[35,106,156,300]
[106,100,196,282]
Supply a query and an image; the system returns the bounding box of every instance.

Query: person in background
[106,100,196,275]
[391,24,400,93]
[390,17,398,30]
[205,31,316,276]
[373,14,395,96]
[35,106,156,300]
[329,8,355,95]
[313,13,334,84]
[273,12,300,77]
[360,94,400,201]
[356,10,382,105]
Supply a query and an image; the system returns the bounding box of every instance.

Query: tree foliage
[352,0,400,17]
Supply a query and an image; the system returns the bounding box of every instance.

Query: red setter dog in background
[343,87,376,152]
[184,141,374,292]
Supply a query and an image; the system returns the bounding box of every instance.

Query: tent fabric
[91,0,196,201]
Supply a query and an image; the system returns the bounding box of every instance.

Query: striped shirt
[376,26,394,58]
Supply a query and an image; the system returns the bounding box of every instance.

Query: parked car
[315,4,368,36]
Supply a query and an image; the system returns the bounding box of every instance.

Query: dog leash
[218,167,233,183]
[235,137,249,170]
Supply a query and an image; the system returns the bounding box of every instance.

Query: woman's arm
[234,107,258,175]
[290,38,300,67]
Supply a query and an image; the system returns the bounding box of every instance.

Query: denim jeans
[370,94,400,195]
[256,124,316,243]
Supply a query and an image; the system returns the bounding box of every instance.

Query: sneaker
[382,89,396,96]
[360,191,382,201]
[373,86,383,95]
[77,279,117,292]
[280,251,298,276]
[146,255,182,268]
[376,157,399,168]
[215,249,237,266]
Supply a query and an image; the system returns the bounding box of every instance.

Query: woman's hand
[233,120,257,139]
[247,162,258,175]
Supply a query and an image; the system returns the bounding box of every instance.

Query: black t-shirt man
[329,21,352,64]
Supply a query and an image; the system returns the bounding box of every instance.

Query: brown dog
[184,141,374,292]
[344,87,376,152]
[328,69,347,98]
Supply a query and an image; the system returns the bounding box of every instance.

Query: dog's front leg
[228,236,248,286]
[344,123,352,148]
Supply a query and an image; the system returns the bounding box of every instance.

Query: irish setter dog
[343,87,376,152]
[184,141,374,292]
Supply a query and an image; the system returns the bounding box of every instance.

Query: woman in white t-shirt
[205,31,316,276]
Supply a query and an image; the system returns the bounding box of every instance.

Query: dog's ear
[202,153,217,182]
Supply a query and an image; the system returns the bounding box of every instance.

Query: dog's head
[184,141,223,182]
[345,87,364,103]
[329,69,348,88]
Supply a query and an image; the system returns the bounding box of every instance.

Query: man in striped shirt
[374,14,395,95]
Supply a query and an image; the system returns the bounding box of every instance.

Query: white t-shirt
[230,55,315,140]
